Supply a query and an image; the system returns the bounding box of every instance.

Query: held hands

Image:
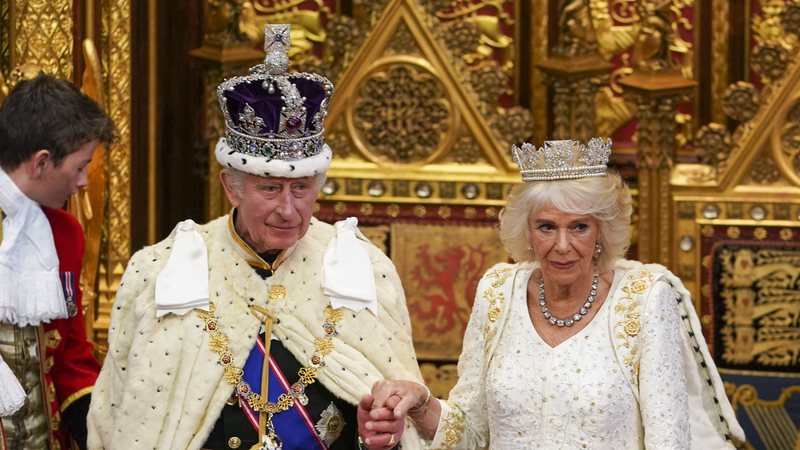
[356,379,430,449]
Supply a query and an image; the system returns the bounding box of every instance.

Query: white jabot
[322,217,377,314]
[0,167,70,416]
[0,358,25,415]
[0,169,69,326]
[155,219,210,317]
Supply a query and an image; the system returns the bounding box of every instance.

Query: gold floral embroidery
[483,268,511,325]
[630,279,648,294]
[613,270,656,387]
[435,400,466,449]
[624,319,641,336]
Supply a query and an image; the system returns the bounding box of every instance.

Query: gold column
[537,55,612,141]
[619,71,696,266]
[93,0,132,352]
[530,0,550,139]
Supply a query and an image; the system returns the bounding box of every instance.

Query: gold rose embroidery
[614,270,655,387]
[624,319,641,336]
[433,401,466,449]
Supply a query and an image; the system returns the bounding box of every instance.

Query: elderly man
[87,25,424,450]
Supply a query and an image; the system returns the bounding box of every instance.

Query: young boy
[0,74,115,450]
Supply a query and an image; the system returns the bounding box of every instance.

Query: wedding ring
[388,433,396,446]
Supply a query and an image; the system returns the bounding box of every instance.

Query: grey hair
[221,167,327,196]
[499,171,633,272]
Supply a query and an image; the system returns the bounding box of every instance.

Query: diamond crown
[216,24,334,162]
[512,138,612,181]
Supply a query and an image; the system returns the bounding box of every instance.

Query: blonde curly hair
[499,171,633,272]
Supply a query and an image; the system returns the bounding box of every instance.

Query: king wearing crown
[88,24,426,450]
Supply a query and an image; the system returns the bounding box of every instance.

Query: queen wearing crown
[359,139,744,449]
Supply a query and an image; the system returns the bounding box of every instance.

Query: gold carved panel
[12,0,73,79]
[390,222,507,361]
[349,59,455,165]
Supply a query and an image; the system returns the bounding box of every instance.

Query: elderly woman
[356,139,744,450]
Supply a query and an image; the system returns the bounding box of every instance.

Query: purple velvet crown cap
[222,77,327,137]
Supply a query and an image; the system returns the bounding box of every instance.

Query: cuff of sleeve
[429,399,457,449]
[61,386,93,412]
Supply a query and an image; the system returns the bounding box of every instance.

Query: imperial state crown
[215,23,334,178]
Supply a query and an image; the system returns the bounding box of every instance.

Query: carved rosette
[452,135,481,164]
[723,82,760,123]
[751,44,789,82]
[694,123,733,168]
[470,63,507,107]
[326,129,352,159]
[352,63,451,164]
[782,2,800,39]
[440,20,482,58]
[325,15,364,74]
[492,106,533,149]
[749,155,781,184]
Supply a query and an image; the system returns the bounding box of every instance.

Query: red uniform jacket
[40,207,101,449]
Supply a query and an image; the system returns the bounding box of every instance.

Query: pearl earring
[595,243,602,256]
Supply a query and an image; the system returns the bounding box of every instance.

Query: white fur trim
[215,137,332,178]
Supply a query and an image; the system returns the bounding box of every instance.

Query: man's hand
[357,393,404,449]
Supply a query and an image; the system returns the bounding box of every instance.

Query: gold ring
[388,433,396,446]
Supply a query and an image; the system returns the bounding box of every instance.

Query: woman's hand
[370,379,430,419]
[356,379,433,448]
[357,393,404,449]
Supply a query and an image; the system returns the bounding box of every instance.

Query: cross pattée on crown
[264,24,291,54]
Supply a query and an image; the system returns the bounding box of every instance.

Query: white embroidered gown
[430,269,691,450]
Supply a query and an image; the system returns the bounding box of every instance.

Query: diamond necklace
[538,268,600,327]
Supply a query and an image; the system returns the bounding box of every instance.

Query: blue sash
[240,337,327,450]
